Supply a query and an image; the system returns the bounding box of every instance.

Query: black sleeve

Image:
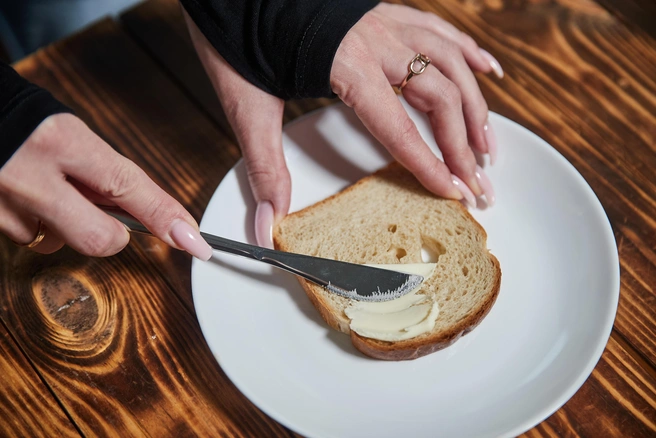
[180,0,379,99]
[0,62,74,168]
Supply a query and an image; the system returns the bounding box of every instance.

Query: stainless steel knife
[103,207,422,303]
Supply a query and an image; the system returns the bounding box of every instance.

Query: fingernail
[479,49,504,79]
[484,123,498,165]
[475,165,496,207]
[255,201,274,249]
[170,220,213,261]
[452,175,477,208]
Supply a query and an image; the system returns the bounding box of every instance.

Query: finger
[184,10,289,248]
[67,177,117,206]
[0,207,65,254]
[332,59,461,200]
[402,29,489,155]
[380,47,481,196]
[225,82,287,249]
[26,221,66,254]
[59,125,212,261]
[0,199,40,245]
[374,3,503,77]
[12,179,129,257]
[404,68,482,196]
[30,229,66,254]
[239,97,288,249]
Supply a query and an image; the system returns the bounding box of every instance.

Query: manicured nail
[479,49,504,79]
[452,175,477,208]
[484,123,498,165]
[255,201,274,249]
[170,220,213,261]
[475,165,496,207]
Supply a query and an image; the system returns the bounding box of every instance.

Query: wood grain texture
[6,20,297,437]
[0,237,295,437]
[1,0,654,436]
[595,0,656,40]
[531,332,656,437]
[0,319,79,437]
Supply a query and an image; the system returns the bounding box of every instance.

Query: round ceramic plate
[192,101,619,438]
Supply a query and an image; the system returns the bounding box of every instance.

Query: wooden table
[2,0,655,435]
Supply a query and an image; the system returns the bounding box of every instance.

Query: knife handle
[102,206,264,258]
[100,206,327,285]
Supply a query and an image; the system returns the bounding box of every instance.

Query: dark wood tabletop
[2,0,655,436]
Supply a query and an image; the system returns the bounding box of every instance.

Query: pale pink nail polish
[255,201,274,249]
[475,165,496,207]
[479,49,504,79]
[484,123,498,165]
[170,220,213,261]
[452,175,477,208]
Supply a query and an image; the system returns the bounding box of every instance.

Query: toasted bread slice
[273,162,501,360]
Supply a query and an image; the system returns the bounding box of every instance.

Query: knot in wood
[35,272,99,333]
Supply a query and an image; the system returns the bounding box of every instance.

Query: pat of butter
[345,263,438,342]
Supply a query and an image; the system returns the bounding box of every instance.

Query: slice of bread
[273,162,501,360]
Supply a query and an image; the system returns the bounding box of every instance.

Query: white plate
[192,101,619,438]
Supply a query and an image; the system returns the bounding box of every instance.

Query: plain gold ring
[399,53,431,90]
[19,221,47,248]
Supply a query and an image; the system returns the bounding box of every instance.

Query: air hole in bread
[455,226,465,235]
[445,229,453,236]
[388,224,397,233]
[395,248,407,260]
[462,266,469,276]
[421,236,447,263]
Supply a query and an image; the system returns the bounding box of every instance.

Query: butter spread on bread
[273,162,501,361]
[345,263,438,341]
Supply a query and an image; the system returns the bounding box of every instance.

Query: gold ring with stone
[399,53,431,90]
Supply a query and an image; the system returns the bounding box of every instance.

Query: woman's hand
[183,3,500,249]
[331,3,498,205]
[0,113,213,260]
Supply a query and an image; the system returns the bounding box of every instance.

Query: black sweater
[0,62,73,166]
[0,0,378,168]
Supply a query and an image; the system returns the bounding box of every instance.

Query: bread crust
[351,254,501,360]
[273,162,502,360]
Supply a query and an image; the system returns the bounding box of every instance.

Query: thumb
[183,8,289,248]
[238,94,289,249]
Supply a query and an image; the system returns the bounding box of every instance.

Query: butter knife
[103,207,422,303]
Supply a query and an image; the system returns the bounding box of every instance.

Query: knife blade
[102,207,423,302]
